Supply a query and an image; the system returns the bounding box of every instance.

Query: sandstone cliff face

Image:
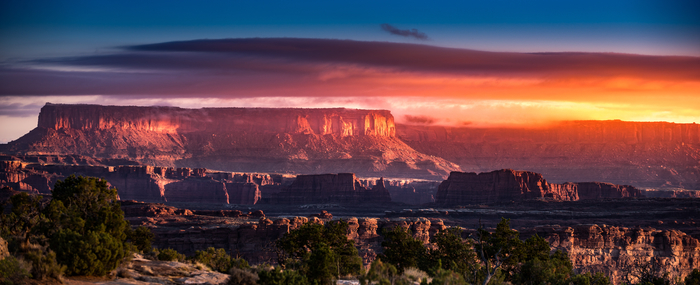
[533,224,700,284]
[8,103,458,179]
[575,182,642,199]
[398,122,700,189]
[436,169,577,205]
[38,103,396,137]
[0,157,263,205]
[435,169,642,205]
[272,173,391,204]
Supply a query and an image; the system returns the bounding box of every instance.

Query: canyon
[110,199,700,284]
[1,155,661,206]
[1,103,699,283]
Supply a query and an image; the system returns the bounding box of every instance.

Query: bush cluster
[0,176,154,282]
[193,247,249,272]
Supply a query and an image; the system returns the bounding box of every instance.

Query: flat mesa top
[42,103,392,113]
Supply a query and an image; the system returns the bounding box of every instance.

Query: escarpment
[37,103,396,137]
[398,121,700,189]
[7,103,458,179]
[435,169,642,205]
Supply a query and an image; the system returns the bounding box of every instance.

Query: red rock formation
[398,121,700,189]
[38,103,396,137]
[7,103,458,179]
[533,224,700,284]
[224,182,261,204]
[164,178,228,204]
[272,173,391,204]
[436,169,579,205]
[575,182,642,199]
[435,169,642,205]
[0,156,265,205]
[0,160,57,194]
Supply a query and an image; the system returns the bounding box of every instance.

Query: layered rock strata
[129,201,698,283]
[398,121,700,189]
[5,103,458,179]
[532,224,700,284]
[435,169,642,205]
[271,173,391,204]
[0,158,262,204]
[360,178,440,205]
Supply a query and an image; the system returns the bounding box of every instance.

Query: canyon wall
[532,224,700,284]
[0,157,261,204]
[38,103,396,137]
[271,173,392,204]
[1,156,653,207]
[1,156,392,205]
[129,199,699,284]
[6,103,458,179]
[435,169,642,205]
[398,122,700,189]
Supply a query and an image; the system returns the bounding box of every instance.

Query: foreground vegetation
[2,175,699,285]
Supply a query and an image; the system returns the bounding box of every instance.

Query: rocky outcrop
[0,157,263,204]
[360,178,440,205]
[398,121,700,189]
[271,173,391,204]
[0,237,8,260]
[575,182,643,199]
[532,224,700,284]
[6,103,459,179]
[224,182,260,205]
[435,169,642,205]
[436,169,577,204]
[0,160,56,194]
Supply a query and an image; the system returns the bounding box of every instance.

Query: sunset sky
[1,0,699,143]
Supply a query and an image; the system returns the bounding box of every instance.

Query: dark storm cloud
[380,24,429,40]
[3,38,700,96]
[126,38,700,80]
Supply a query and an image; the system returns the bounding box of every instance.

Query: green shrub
[22,246,66,281]
[686,269,700,285]
[378,226,427,273]
[127,226,154,253]
[193,247,249,273]
[258,267,310,285]
[228,267,259,285]
[360,259,414,285]
[276,220,362,282]
[0,255,32,285]
[157,248,185,262]
[569,272,611,285]
[43,176,129,276]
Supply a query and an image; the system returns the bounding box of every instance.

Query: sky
[1,0,699,143]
